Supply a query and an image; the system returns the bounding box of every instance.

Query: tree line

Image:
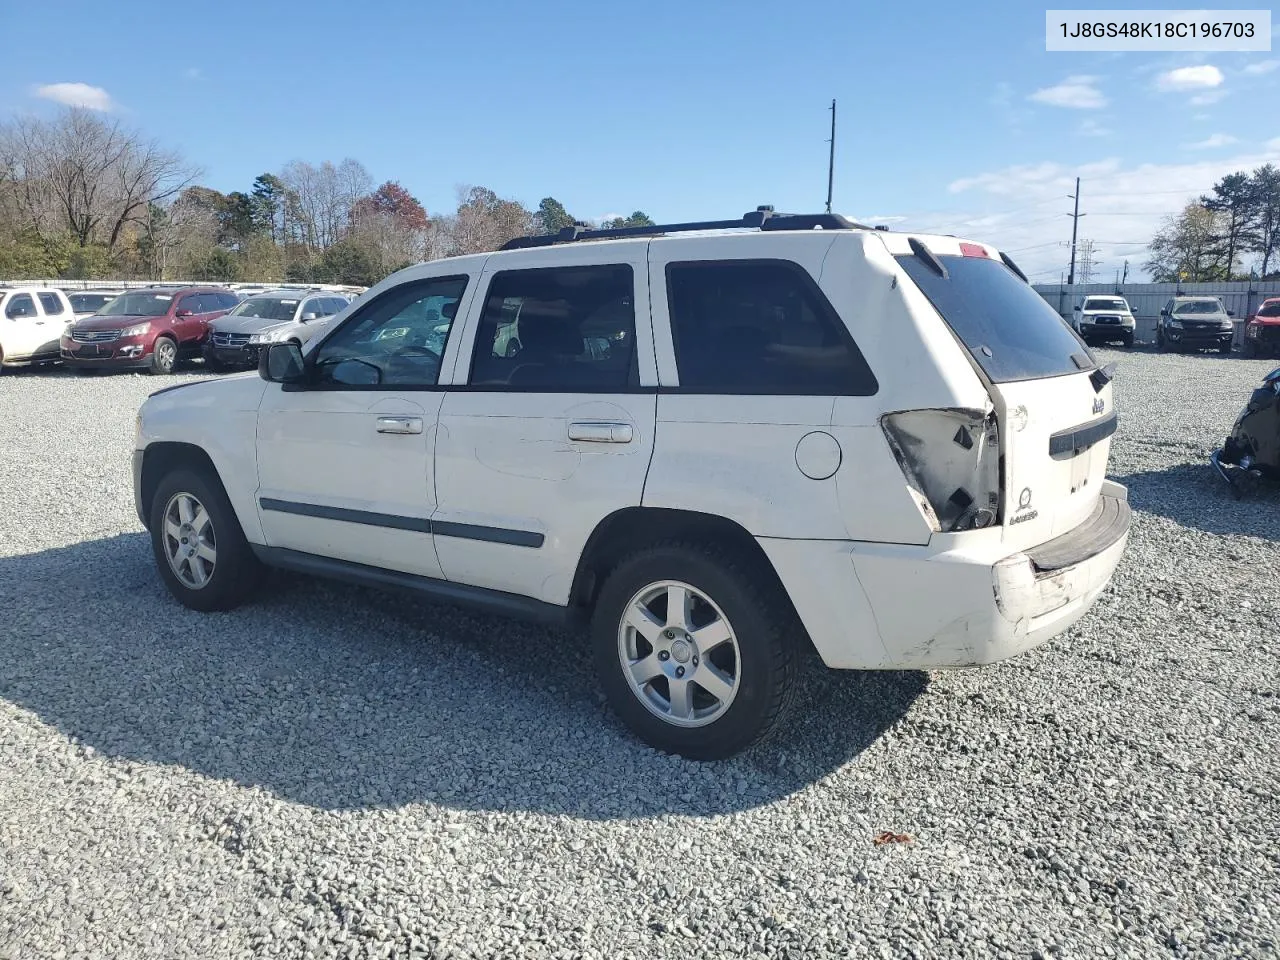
[1146,165,1280,282]
[0,108,653,286]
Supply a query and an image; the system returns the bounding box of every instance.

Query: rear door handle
[376,416,423,435]
[568,421,633,443]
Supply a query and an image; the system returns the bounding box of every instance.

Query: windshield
[228,297,299,322]
[897,253,1091,383]
[1084,298,1126,311]
[97,292,173,317]
[1256,302,1280,318]
[69,293,116,313]
[1173,301,1224,315]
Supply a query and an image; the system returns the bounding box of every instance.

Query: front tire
[148,466,262,611]
[150,336,178,374]
[591,542,798,760]
[1121,332,1134,348]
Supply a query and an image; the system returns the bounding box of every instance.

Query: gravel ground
[1,353,1277,960]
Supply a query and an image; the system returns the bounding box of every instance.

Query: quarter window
[312,276,467,387]
[665,259,876,395]
[469,265,637,391]
[37,293,65,315]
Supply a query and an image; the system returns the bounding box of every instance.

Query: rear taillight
[881,409,1001,532]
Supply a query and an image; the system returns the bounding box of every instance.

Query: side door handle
[568,421,633,443]
[376,416,423,435]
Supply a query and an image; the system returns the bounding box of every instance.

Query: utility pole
[1066,177,1084,286]
[1122,260,1129,284]
[825,99,836,214]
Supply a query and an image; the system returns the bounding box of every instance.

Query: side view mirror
[174,308,194,318]
[300,312,319,321]
[259,341,306,383]
[1227,309,1236,317]
[1160,309,1169,316]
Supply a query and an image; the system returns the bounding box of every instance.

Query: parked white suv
[132,209,1130,759]
[0,286,74,369]
[1072,295,1135,347]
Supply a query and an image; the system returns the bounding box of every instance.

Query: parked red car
[1243,298,1280,358]
[61,287,239,373]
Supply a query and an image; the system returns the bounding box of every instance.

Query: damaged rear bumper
[757,481,1131,670]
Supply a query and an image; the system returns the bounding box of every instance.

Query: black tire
[1218,344,1233,355]
[1243,340,1258,358]
[204,355,228,373]
[148,465,262,612]
[590,541,799,760]
[1121,333,1134,348]
[150,336,178,374]
[1156,328,1167,351]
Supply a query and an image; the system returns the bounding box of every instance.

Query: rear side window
[215,292,239,310]
[38,293,65,315]
[897,254,1090,383]
[666,259,876,395]
[5,294,35,319]
[469,265,637,391]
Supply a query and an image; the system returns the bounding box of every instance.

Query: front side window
[312,276,467,387]
[666,259,876,395]
[38,293,65,315]
[5,294,35,319]
[469,265,637,391]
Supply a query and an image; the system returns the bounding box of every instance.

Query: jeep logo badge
[1018,487,1032,510]
[1093,397,1104,415]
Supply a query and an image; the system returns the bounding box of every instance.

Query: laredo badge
[1010,486,1039,524]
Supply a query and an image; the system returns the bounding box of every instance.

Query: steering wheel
[391,344,440,361]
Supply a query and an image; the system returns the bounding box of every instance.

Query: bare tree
[0,108,197,255]
[279,158,372,250]
[445,185,533,255]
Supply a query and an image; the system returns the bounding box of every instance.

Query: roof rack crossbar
[500,208,866,250]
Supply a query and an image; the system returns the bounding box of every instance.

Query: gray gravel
[1,354,1277,959]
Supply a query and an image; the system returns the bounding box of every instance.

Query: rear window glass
[896,254,1091,383]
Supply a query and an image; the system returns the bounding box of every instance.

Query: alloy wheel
[162,492,216,589]
[617,580,741,728]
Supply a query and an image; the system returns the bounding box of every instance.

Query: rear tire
[1121,333,1134,348]
[1156,328,1167,351]
[150,336,177,374]
[148,465,262,612]
[1243,340,1258,358]
[590,542,798,760]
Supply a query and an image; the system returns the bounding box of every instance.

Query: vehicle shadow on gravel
[0,534,927,818]
[1114,463,1280,540]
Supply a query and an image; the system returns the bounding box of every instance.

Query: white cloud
[1156,65,1223,91]
[1183,133,1237,150]
[33,82,113,111]
[1243,60,1279,76]
[1189,90,1227,106]
[936,142,1280,280]
[1078,118,1110,137]
[1028,75,1107,109]
[860,215,907,224]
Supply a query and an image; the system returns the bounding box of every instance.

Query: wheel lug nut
[692,656,699,666]
[664,630,674,639]
[676,666,685,678]
[658,651,669,661]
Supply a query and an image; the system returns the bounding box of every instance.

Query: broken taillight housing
[881,409,1002,532]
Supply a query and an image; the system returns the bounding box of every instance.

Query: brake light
[881,409,1002,532]
[959,242,989,259]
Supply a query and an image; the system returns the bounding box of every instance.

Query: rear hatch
[892,237,1115,550]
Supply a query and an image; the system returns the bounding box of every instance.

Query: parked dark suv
[61,287,239,373]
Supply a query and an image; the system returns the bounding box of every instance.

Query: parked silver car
[203,290,348,371]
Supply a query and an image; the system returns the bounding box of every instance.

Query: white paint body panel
[434,242,658,604]
[0,288,72,363]
[132,228,1128,672]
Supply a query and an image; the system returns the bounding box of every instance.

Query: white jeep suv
[133,209,1130,759]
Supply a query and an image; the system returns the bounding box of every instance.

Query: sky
[4,0,1279,282]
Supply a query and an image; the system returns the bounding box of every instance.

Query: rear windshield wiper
[908,238,948,279]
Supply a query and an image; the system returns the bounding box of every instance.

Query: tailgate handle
[568,421,633,443]
[376,416,423,435]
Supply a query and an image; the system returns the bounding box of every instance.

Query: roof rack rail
[500,206,868,250]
